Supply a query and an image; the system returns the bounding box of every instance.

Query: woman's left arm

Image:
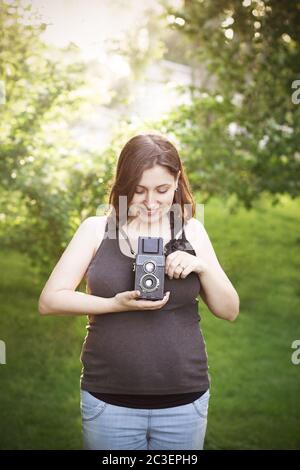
[189,218,240,322]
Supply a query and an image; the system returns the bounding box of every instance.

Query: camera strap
[116,210,186,257]
[117,224,136,256]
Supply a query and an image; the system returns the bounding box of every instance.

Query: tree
[159,0,300,207]
[0,0,114,276]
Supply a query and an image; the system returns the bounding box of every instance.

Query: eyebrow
[136,184,171,189]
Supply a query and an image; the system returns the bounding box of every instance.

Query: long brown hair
[107,133,196,228]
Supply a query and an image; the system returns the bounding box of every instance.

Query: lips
[145,209,159,215]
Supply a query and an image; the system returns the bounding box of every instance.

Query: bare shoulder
[86,215,107,228]
[76,215,107,256]
[185,216,229,281]
[184,216,217,260]
[86,215,108,256]
[188,216,206,231]
[80,215,106,237]
[38,215,108,303]
[184,217,207,246]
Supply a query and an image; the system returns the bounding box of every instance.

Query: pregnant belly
[81,309,208,391]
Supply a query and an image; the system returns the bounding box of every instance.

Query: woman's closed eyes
[135,188,169,195]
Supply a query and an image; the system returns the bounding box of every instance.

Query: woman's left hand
[165,250,207,279]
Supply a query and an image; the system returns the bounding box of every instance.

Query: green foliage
[0,195,299,449]
[0,1,86,180]
[106,7,167,107]
[160,0,300,207]
[0,0,116,276]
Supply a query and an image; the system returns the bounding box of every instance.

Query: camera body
[133,236,165,300]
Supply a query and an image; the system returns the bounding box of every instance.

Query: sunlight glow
[224,28,234,40]
[109,55,131,78]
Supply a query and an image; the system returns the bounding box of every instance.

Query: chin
[139,209,161,221]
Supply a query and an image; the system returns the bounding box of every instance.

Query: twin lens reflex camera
[133,236,165,300]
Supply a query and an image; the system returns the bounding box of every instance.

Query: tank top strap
[104,213,118,241]
[104,211,191,249]
[170,210,183,239]
[171,212,196,253]
[171,210,188,240]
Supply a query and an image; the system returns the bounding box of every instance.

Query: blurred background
[0,0,299,449]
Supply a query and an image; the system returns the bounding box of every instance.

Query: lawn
[0,195,299,449]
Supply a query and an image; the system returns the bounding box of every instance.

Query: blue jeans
[80,389,210,450]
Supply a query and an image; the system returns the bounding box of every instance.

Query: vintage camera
[133,236,165,300]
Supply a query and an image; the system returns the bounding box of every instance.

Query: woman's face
[128,165,179,224]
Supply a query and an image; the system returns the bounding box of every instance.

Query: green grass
[0,252,86,449]
[0,194,299,449]
[200,194,300,449]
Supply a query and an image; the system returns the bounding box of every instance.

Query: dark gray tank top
[80,214,210,405]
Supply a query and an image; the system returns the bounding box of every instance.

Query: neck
[125,213,171,237]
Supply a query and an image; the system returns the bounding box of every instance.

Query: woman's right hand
[113,290,170,312]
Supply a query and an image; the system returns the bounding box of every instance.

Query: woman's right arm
[38,216,170,316]
[38,216,116,316]
[39,289,120,316]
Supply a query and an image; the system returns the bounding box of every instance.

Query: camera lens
[144,261,155,273]
[145,278,154,288]
[140,273,160,292]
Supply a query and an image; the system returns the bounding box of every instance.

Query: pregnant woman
[38,133,239,450]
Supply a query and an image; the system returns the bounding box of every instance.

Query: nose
[144,193,159,210]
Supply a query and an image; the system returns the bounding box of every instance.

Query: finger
[173,265,185,279]
[150,292,170,304]
[168,255,185,278]
[168,264,182,279]
[143,292,170,308]
[181,267,192,278]
[158,292,170,305]
[165,252,181,273]
[157,293,170,308]
[165,251,179,270]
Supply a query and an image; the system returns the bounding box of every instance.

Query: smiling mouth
[145,209,160,215]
